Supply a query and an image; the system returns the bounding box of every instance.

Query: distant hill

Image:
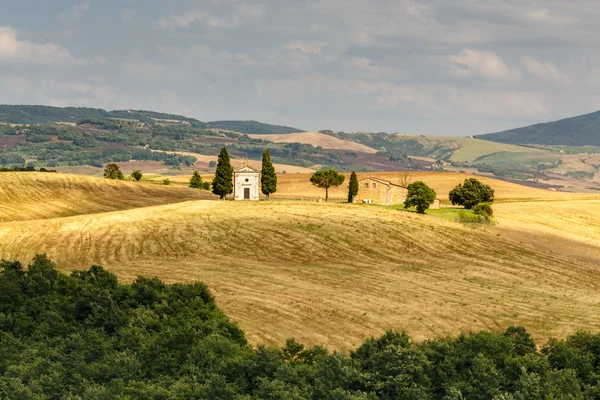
[475,111,600,146]
[0,105,304,134]
[0,105,206,127]
[207,120,303,134]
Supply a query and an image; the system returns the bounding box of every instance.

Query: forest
[1,256,600,399]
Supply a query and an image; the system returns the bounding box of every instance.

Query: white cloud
[283,40,327,54]
[156,5,265,30]
[120,9,137,23]
[522,56,571,84]
[449,49,521,80]
[526,9,578,25]
[58,1,91,23]
[0,26,82,66]
[122,53,185,82]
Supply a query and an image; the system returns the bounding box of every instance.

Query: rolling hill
[0,172,213,222]
[1,172,599,351]
[475,110,600,146]
[206,120,303,134]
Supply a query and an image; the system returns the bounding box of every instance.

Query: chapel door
[244,188,250,200]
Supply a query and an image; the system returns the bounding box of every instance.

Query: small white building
[233,165,260,201]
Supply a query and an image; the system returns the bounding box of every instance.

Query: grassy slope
[475,110,600,146]
[249,132,378,153]
[0,173,599,351]
[0,172,214,222]
[431,136,543,162]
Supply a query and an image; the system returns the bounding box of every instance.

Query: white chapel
[233,164,260,201]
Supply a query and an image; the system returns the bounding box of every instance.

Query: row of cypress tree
[210,147,277,200]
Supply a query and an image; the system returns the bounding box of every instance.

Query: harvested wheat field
[0,172,214,222]
[1,174,600,352]
[249,132,378,153]
[272,171,592,202]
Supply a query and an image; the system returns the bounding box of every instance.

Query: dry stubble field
[0,172,599,352]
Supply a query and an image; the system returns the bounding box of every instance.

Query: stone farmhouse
[354,176,440,209]
[233,165,260,201]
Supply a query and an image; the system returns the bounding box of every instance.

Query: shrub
[473,202,494,219]
[449,178,495,209]
[163,178,171,185]
[131,170,143,182]
[404,181,437,214]
[103,163,124,180]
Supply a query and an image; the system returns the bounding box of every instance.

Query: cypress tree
[261,148,277,199]
[189,170,203,189]
[348,171,359,203]
[212,147,233,200]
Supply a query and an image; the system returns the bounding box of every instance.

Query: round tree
[261,149,277,199]
[449,178,495,209]
[348,171,359,203]
[404,181,437,214]
[189,170,203,189]
[212,147,233,200]
[310,169,345,202]
[130,170,143,182]
[103,163,124,180]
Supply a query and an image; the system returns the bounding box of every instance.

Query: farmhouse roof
[358,176,407,189]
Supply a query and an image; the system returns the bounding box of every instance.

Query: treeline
[0,166,56,173]
[1,256,600,399]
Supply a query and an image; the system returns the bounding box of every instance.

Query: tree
[212,147,233,200]
[348,171,359,203]
[131,170,143,182]
[310,169,345,202]
[404,181,436,214]
[189,171,203,189]
[399,171,412,187]
[449,178,495,209]
[104,163,124,180]
[261,149,277,199]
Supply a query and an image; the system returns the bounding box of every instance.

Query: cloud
[526,9,578,25]
[120,9,137,23]
[449,49,521,80]
[0,26,82,66]
[522,56,571,84]
[156,5,265,30]
[122,53,185,82]
[58,1,91,23]
[283,41,327,54]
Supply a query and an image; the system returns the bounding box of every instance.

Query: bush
[131,170,143,181]
[449,178,495,209]
[163,178,171,185]
[473,202,494,219]
[404,181,437,213]
[458,210,490,224]
[103,163,125,180]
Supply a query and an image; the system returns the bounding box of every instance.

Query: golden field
[0,172,599,352]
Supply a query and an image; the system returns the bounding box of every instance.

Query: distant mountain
[207,120,303,134]
[475,111,600,146]
[0,105,303,134]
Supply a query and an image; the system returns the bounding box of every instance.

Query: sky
[1,0,600,136]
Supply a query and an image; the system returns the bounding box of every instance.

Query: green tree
[130,170,143,181]
[261,149,277,199]
[103,163,124,180]
[310,169,345,202]
[449,178,495,209]
[348,171,359,203]
[404,181,436,214]
[212,147,233,200]
[189,170,203,189]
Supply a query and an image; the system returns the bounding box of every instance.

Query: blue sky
[1,0,600,136]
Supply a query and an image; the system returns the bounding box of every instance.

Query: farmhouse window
[365,183,369,188]
[373,183,377,189]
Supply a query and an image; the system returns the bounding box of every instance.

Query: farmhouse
[354,176,440,209]
[233,165,260,201]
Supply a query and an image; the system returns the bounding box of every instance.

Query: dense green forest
[2,256,600,399]
[475,110,600,146]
